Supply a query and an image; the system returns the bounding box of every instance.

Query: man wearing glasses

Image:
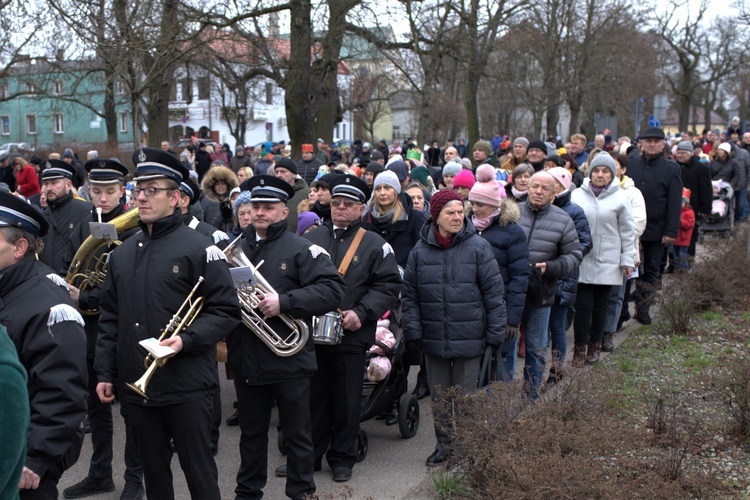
[297,174,401,483]
[95,148,240,499]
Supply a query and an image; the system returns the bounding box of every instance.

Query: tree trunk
[103,74,118,149]
[285,0,316,158]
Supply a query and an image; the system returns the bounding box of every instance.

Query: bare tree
[654,0,745,132]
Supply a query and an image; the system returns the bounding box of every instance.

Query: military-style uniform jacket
[0,255,87,478]
[226,220,345,384]
[95,210,241,406]
[182,213,230,250]
[40,193,93,275]
[66,204,141,358]
[304,220,401,353]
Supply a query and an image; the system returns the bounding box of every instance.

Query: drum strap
[337,228,367,277]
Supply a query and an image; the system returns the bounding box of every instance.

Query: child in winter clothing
[673,188,696,270]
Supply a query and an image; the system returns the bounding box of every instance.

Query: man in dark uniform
[63,159,144,500]
[94,148,240,499]
[0,191,88,499]
[177,175,229,456]
[299,175,401,482]
[226,175,345,500]
[179,177,230,250]
[38,160,93,275]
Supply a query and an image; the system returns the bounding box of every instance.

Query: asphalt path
[57,304,642,500]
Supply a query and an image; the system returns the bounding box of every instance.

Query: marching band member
[95,148,240,499]
[300,174,401,482]
[64,159,144,499]
[226,175,344,500]
[0,191,87,498]
[38,160,93,275]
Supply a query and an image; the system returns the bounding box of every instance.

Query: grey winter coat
[402,219,506,359]
[518,199,583,307]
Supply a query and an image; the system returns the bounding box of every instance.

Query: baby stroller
[699,180,734,242]
[356,312,420,461]
[276,311,420,462]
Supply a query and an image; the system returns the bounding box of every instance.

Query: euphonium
[224,236,309,357]
[65,207,140,315]
[126,277,205,399]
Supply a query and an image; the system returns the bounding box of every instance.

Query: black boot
[225,409,239,426]
[63,477,115,499]
[411,382,430,400]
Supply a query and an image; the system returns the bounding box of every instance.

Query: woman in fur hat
[201,164,239,233]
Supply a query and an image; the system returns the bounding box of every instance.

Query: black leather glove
[505,324,520,343]
[405,340,421,353]
[220,200,233,220]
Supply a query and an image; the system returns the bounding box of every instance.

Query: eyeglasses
[132,187,173,197]
[331,199,361,208]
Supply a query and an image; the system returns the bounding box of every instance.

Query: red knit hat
[430,189,464,221]
[301,143,314,153]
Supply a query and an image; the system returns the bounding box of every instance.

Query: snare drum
[312,312,342,345]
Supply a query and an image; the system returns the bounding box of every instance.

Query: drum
[312,312,342,345]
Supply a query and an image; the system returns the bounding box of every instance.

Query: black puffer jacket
[627,153,683,241]
[518,200,583,307]
[552,189,592,306]
[226,221,345,384]
[402,219,506,359]
[709,156,746,193]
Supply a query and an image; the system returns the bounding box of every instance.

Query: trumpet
[126,277,205,399]
[225,236,309,357]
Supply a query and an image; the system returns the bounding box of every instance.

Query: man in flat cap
[294,175,401,482]
[38,159,93,276]
[63,159,145,500]
[0,190,88,498]
[275,157,310,234]
[627,127,682,325]
[94,148,240,499]
[226,175,344,500]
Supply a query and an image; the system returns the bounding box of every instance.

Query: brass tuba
[126,277,205,399]
[65,208,141,315]
[224,236,309,357]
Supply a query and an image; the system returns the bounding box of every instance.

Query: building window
[265,83,273,105]
[53,80,64,95]
[197,76,210,100]
[0,84,8,99]
[53,113,64,134]
[26,114,37,134]
[25,82,37,95]
[118,112,128,133]
[0,115,9,135]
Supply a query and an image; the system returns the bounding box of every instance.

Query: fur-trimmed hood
[201,165,239,202]
[498,198,521,226]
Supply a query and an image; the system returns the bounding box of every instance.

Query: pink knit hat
[469,164,505,207]
[547,167,572,192]
[452,168,476,189]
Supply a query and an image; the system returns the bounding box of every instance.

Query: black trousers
[124,397,219,500]
[117,400,143,484]
[636,240,665,313]
[86,356,113,480]
[212,375,221,446]
[234,379,315,500]
[310,349,365,470]
[574,284,612,344]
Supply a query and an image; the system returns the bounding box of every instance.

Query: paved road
[58,308,642,499]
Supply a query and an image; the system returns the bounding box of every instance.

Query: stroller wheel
[277,430,287,455]
[356,429,368,462]
[398,395,420,439]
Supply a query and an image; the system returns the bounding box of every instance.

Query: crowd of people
[1,120,749,499]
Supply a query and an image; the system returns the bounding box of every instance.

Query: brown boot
[601,333,614,353]
[572,344,588,367]
[585,342,602,365]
